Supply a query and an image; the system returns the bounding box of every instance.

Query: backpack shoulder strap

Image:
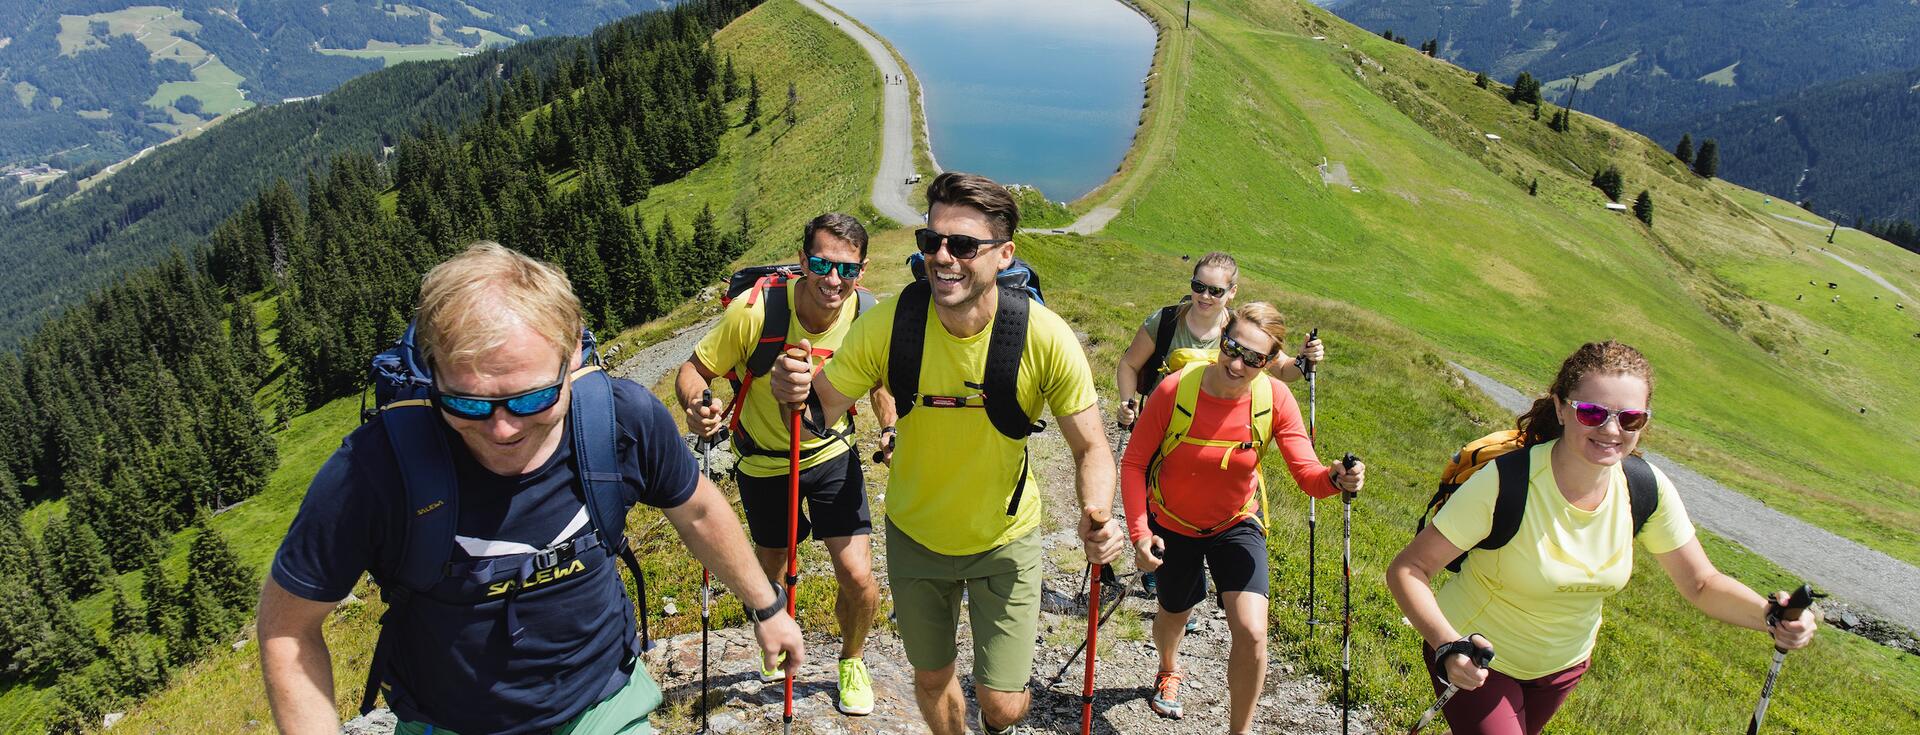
[1481,447,1532,552]
[1140,304,1181,392]
[382,407,458,592]
[568,367,627,550]
[1622,454,1660,536]
[1248,375,1274,448]
[1160,364,1205,455]
[744,277,792,379]
[888,280,932,421]
[983,287,1044,440]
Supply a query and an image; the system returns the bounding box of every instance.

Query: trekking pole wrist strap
[1432,636,1486,668]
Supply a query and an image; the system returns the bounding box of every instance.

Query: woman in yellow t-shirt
[1385,341,1817,735]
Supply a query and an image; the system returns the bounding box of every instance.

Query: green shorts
[395,657,663,735]
[886,518,1044,692]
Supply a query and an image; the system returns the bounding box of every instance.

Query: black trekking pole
[1339,451,1357,735]
[1298,329,1320,631]
[1746,584,1822,735]
[1048,565,1129,687]
[1408,637,1494,735]
[697,390,715,734]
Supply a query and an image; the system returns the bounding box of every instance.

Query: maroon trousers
[1422,645,1590,735]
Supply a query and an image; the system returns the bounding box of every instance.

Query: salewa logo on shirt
[1543,539,1629,580]
[485,558,588,597]
[1556,584,1619,593]
[415,500,444,516]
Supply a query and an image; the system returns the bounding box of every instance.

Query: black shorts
[734,449,871,549]
[1149,517,1270,614]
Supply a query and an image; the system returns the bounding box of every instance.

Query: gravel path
[609,315,722,387]
[797,0,924,226]
[1447,361,1920,636]
[1820,250,1912,301]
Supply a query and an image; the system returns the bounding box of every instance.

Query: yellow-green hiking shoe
[836,658,874,716]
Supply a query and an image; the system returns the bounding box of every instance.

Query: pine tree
[1591,166,1625,201]
[1529,178,1539,196]
[1381,28,1394,40]
[1634,189,1655,225]
[1531,104,1541,121]
[723,54,740,102]
[111,582,142,637]
[1693,139,1719,178]
[1507,72,1541,105]
[1674,134,1695,165]
[187,519,254,615]
[744,73,760,128]
[229,298,268,382]
[1474,71,1489,88]
[42,590,99,670]
[785,81,798,128]
[66,520,113,598]
[142,561,179,637]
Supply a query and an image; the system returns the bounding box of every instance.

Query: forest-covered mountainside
[0,1,675,167]
[1323,0,1920,225]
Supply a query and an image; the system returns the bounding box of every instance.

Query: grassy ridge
[1105,0,1920,564]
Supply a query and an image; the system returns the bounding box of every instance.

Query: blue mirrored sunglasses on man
[805,254,864,279]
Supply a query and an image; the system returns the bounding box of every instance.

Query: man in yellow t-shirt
[674,213,896,716]
[770,173,1128,735]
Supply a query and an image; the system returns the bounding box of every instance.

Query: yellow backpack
[1146,364,1275,535]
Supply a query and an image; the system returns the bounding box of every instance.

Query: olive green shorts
[886,519,1044,692]
[394,657,663,735]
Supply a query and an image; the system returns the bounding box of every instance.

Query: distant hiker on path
[675,213,896,715]
[259,243,804,735]
[1112,251,1324,596]
[1385,341,1816,735]
[770,172,1128,735]
[1120,301,1364,732]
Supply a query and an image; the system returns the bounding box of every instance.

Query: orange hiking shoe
[1149,669,1184,719]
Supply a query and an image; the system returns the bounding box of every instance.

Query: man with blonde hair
[259,242,802,735]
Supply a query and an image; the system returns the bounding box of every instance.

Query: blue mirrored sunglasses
[433,370,567,420]
[804,254,864,279]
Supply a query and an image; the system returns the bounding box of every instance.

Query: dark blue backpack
[905,251,1045,305]
[356,325,655,715]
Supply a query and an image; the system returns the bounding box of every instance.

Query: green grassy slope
[1104,0,1920,564]
[79,0,1920,732]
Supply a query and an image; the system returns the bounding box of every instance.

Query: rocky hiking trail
[640,419,1365,734]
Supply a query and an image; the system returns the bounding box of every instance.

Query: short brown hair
[415,241,584,370]
[1193,251,1238,282]
[803,212,869,259]
[1228,302,1287,353]
[926,172,1019,238]
[1516,340,1654,447]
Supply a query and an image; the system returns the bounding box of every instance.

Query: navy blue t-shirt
[270,378,697,734]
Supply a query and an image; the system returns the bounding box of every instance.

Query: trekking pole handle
[782,345,812,413]
[1339,453,1359,501]
[1769,583,1821,626]
[1296,328,1320,375]
[1086,507,1112,525]
[698,389,714,451]
[1120,399,1137,432]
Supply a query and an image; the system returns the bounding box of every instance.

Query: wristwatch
[744,582,787,624]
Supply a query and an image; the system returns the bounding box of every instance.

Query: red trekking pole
[1082,507,1112,735]
[783,404,802,735]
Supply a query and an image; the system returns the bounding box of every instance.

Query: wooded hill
[0,0,763,728]
[0,0,678,166]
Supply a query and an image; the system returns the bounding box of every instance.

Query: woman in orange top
[1120,302,1365,733]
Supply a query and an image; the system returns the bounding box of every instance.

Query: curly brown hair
[1515,340,1654,447]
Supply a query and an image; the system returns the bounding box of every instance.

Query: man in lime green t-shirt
[674,213,896,716]
[769,173,1128,735]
